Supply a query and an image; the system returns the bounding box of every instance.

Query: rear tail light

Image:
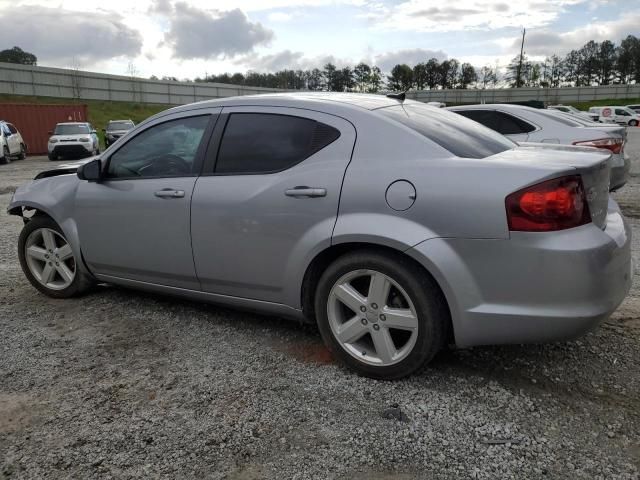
[573,137,623,154]
[506,175,591,232]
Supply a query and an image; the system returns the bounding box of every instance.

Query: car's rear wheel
[18,144,26,159]
[315,251,448,379]
[18,216,94,298]
[2,146,10,164]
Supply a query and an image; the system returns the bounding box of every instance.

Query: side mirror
[77,159,103,182]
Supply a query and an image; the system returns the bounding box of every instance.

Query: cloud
[163,4,274,59]
[365,0,593,32]
[236,49,360,72]
[267,12,295,22]
[0,6,142,65]
[374,48,448,71]
[510,12,640,56]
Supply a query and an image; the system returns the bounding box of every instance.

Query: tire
[18,216,95,298]
[629,120,638,127]
[18,143,26,160]
[315,250,448,379]
[48,153,57,161]
[2,146,10,164]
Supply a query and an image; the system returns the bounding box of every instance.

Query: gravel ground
[1,133,639,480]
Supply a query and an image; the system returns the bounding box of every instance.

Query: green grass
[0,94,169,148]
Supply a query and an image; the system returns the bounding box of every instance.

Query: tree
[576,40,600,85]
[479,66,497,89]
[616,36,636,84]
[323,63,338,91]
[0,46,37,65]
[425,58,440,89]
[387,64,413,91]
[353,62,371,92]
[368,66,383,93]
[412,62,428,90]
[438,59,459,89]
[598,40,617,85]
[562,50,581,86]
[459,63,477,89]
[506,55,531,87]
[307,68,324,90]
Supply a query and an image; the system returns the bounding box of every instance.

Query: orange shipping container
[0,103,87,154]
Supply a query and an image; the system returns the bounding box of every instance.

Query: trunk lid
[512,145,610,229]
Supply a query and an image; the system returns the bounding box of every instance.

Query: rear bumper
[407,198,632,347]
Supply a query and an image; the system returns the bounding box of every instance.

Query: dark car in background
[103,120,135,147]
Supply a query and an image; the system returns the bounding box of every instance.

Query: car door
[75,108,219,289]
[614,108,630,125]
[190,107,356,304]
[1,123,15,154]
[6,124,20,154]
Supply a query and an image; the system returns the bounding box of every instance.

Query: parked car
[426,101,446,108]
[9,93,631,379]
[626,104,640,114]
[547,104,593,121]
[48,122,100,161]
[447,103,629,191]
[0,120,27,164]
[103,119,135,147]
[588,106,640,126]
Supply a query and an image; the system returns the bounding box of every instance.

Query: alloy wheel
[327,269,419,366]
[24,228,76,290]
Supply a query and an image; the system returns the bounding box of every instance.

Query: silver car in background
[447,103,630,191]
[8,94,632,379]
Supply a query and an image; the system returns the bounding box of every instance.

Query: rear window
[54,124,90,135]
[108,121,134,130]
[378,104,515,159]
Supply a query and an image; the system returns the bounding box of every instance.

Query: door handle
[154,189,185,198]
[285,187,327,198]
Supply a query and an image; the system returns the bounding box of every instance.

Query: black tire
[2,146,10,164]
[18,143,26,160]
[315,250,449,379]
[18,216,95,298]
[630,120,638,127]
[48,153,57,161]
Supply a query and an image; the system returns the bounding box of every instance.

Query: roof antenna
[386,91,406,102]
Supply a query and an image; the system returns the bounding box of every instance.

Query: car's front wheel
[629,119,638,127]
[18,216,94,298]
[315,251,448,379]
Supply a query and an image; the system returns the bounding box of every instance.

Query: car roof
[108,119,133,122]
[56,122,89,125]
[448,103,544,112]
[168,92,411,114]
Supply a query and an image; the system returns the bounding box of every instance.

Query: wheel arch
[300,241,453,342]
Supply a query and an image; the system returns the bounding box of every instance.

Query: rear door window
[454,109,500,130]
[214,113,340,174]
[494,112,536,135]
[7,124,17,134]
[378,104,515,159]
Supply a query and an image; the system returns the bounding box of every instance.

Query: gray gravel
[1,132,639,480]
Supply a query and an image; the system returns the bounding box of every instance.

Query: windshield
[54,124,90,135]
[378,103,515,159]
[108,121,134,130]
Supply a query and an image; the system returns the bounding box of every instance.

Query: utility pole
[516,28,526,88]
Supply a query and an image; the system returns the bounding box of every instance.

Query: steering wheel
[139,154,191,176]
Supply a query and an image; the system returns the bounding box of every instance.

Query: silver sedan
[8,93,632,379]
[447,103,630,191]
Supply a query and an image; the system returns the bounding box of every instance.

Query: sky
[0,0,637,79]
